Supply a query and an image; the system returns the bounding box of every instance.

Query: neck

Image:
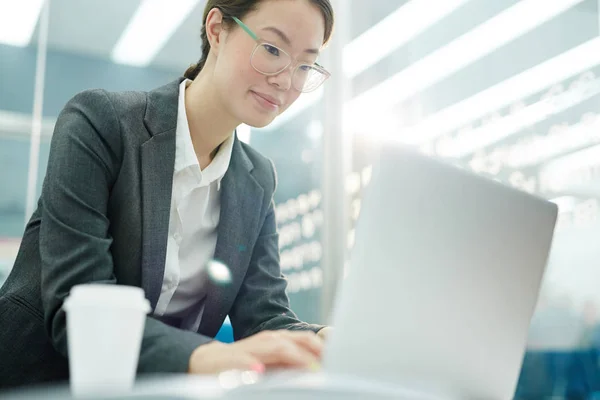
[184,67,238,168]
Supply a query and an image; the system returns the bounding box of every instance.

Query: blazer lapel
[138,78,267,327]
[198,137,264,336]
[140,79,181,310]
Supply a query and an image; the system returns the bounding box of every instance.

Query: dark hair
[184,0,334,80]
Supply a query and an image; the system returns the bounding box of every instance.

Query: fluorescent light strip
[112,0,200,67]
[400,36,600,145]
[436,101,555,157]
[0,110,55,136]
[265,0,469,131]
[345,0,585,131]
[437,77,600,158]
[508,103,600,167]
[539,143,600,193]
[0,0,45,46]
[516,119,600,167]
[343,0,471,78]
[541,143,600,179]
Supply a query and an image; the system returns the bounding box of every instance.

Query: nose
[267,66,293,91]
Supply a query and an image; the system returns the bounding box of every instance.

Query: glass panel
[0,45,37,282]
[1,0,188,282]
[0,133,30,283]
[348,0,600,397]
[253,113,325,323]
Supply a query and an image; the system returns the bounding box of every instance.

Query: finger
[226,352,266,374]
[189,343,266,375]
[249,332,319,368]
[262,341,318,368]
[278,330,324,358]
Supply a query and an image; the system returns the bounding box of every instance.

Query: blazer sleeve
[39,89,211,374]
[228,163,326,340]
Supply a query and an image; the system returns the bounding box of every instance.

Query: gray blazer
[0,78,323,389]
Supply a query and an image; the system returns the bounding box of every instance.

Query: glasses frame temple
[231,16,259,41]
[231,15,331,83]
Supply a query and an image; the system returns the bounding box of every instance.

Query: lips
[252,91,282,107]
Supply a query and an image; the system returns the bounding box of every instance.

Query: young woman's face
[213,0,326,128]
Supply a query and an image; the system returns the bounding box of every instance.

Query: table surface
[0,372,451,400]
[3,364,599,400]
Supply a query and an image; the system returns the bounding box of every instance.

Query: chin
[248,120,273,129]
[239,95,286,128]
[242,114,277,129]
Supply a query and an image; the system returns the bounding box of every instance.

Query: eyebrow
[262,26,320,55]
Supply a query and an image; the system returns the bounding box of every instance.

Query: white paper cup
[64,284,150,397]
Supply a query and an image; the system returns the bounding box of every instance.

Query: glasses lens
[293,65,327,92]
[252,43,291,74]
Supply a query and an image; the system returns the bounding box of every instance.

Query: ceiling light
[112,0,200,67]
[400,36,600,146]
[345,0,585,132]
[343,0,471,78]
[0,0,45,46]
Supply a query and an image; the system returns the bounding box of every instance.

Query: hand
[316,327,333,341]
[188,330,323,375]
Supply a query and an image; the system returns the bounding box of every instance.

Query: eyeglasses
[231,16,330,93]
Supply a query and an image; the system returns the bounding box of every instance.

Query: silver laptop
[323,145,558,399]
[229,145,558,400]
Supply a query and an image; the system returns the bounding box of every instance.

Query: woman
[0,0,334,388]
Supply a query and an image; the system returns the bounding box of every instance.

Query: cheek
[227,64,266,103]
[215,57,253,104]
[217,46,254,85]
[229,47,263,84]
[242,64,267,87]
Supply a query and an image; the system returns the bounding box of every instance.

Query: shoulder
[52,87,152,168]
[63,87,147,124]
[238,141,278,193]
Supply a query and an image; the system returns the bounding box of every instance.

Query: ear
[205,8,227,52]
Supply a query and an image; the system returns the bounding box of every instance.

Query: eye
[299,65,313,72]
[263,44,280,56]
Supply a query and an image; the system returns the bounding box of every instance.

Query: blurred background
[1,0,599,397]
